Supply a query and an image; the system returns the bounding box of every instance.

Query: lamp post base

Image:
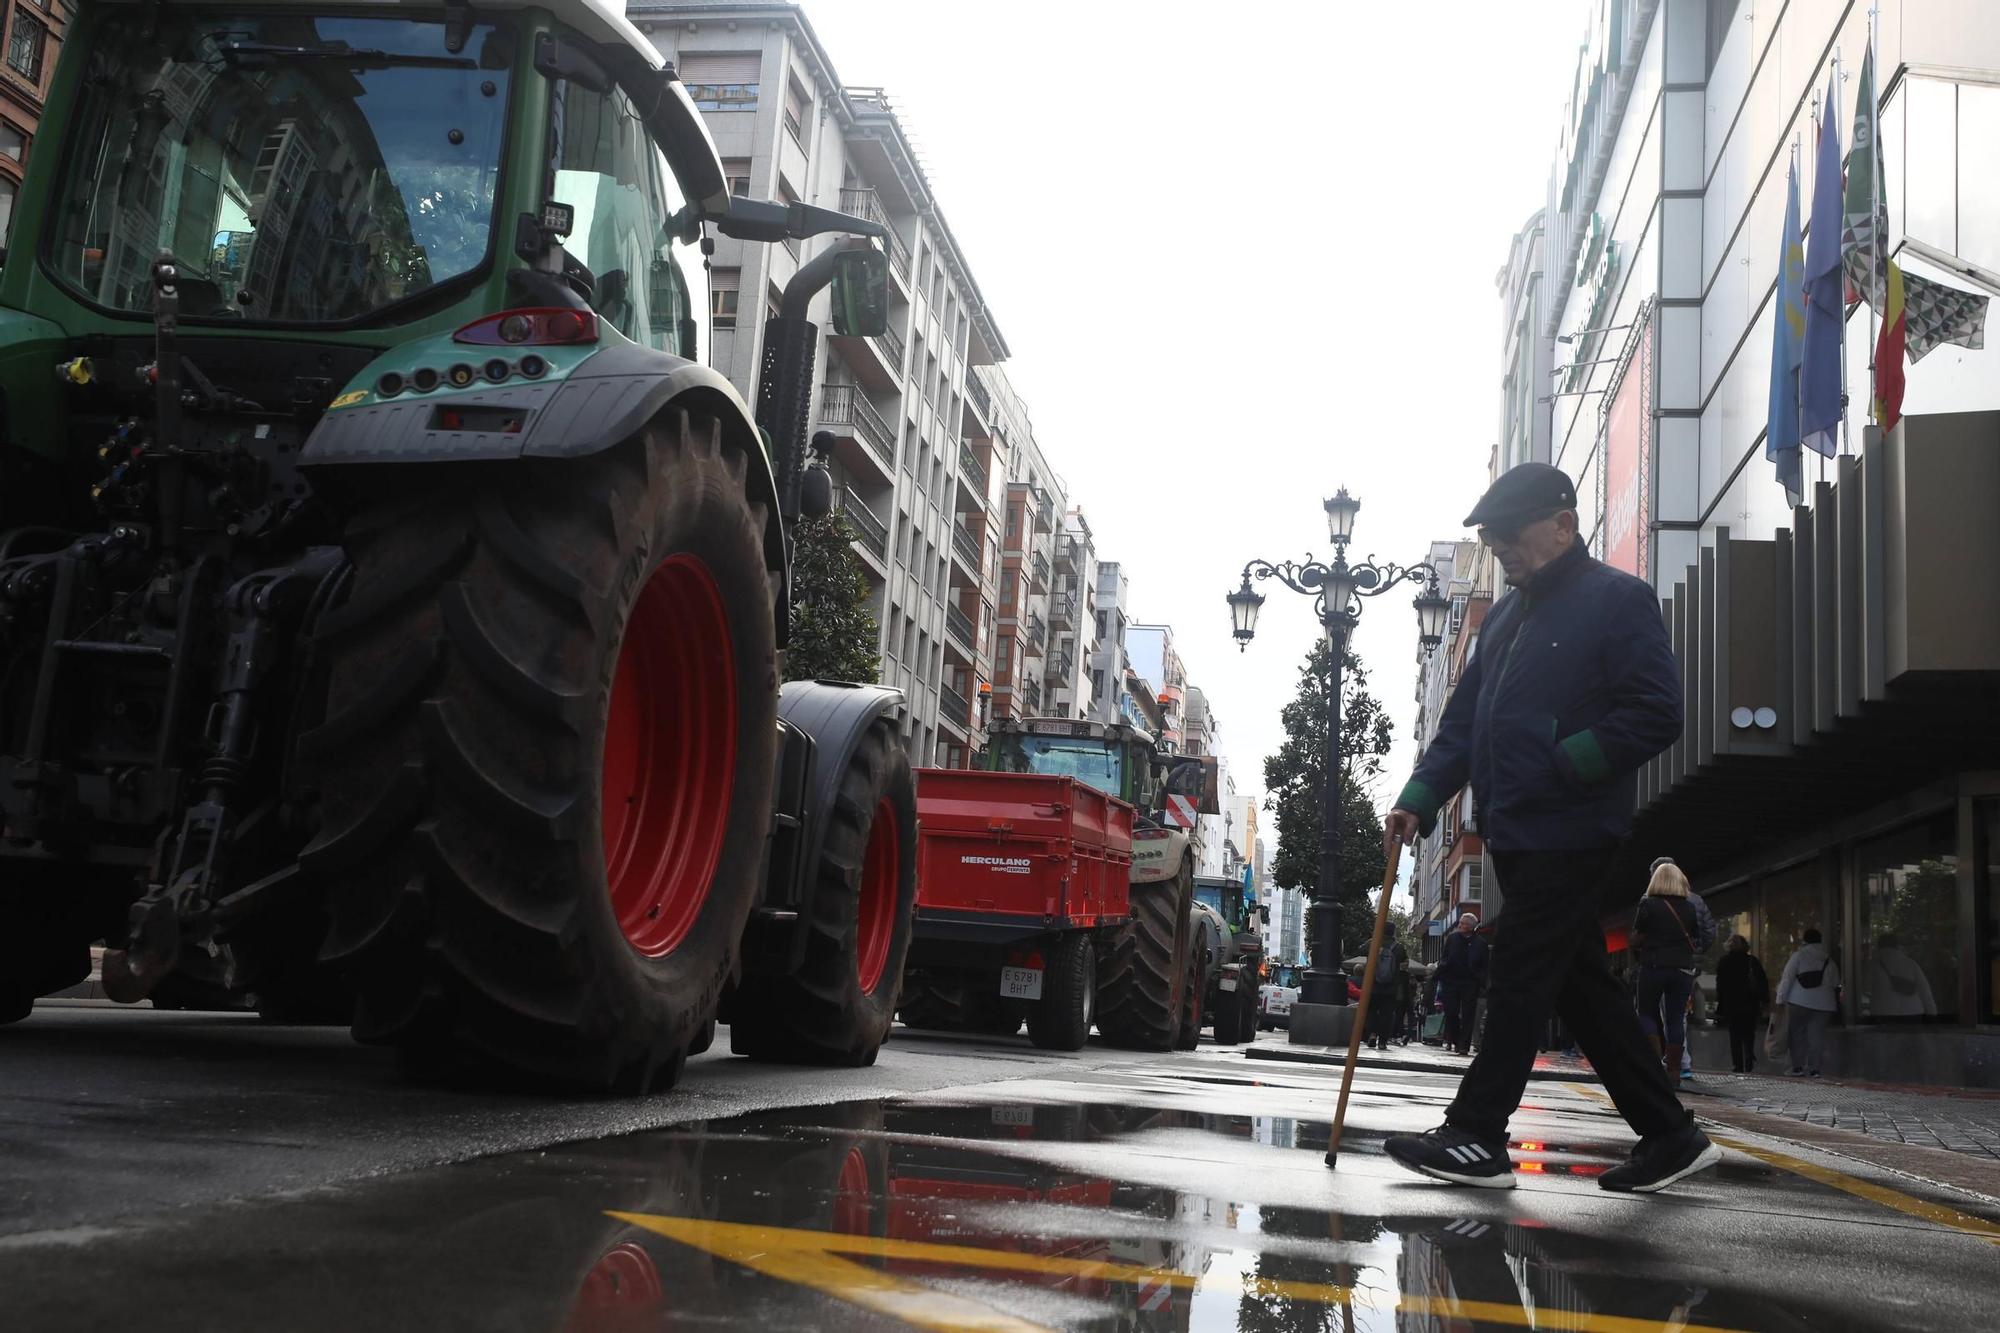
[1288,1002,1360,1048]
[1299,968,1349,1007]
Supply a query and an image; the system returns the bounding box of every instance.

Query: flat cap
[1462,462,1579,529]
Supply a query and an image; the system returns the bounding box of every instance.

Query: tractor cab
[983,717,1215,826]
[1193,876,1250,936]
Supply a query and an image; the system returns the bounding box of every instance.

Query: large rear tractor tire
[1172,949,1203,1051]
[729,718,917,1066]
[1094,858,1192,1051]
[300,407,780,1091]
[1026,933,1094,1052]
[0,871,126,1024]
[1210,987,1246,1047]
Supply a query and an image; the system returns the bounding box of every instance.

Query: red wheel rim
[833,1146,873,1236]
[855,797,898,993]
[601,554,738,957]
[564,1243,664,1330]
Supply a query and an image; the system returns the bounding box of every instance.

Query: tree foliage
[784,513,881,685]
[1262,636,1395,956]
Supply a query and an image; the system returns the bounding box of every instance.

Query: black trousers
[1445,849,1690,1144]
[1438,983,1478,1053]
[1725,1011,1759,1070]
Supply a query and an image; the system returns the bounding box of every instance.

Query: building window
[1856,812,1959,1024]
[709,268,740,328]
[7,13,46,83]
[678,52,761,111]
[0,122,23,161]
[1461,861,1482,904]
[783,75,809,145]
[722,158,751,196]
[0,176,14,244]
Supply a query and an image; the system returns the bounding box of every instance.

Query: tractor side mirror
[1258,904,1271,926]
[829,247,890,337]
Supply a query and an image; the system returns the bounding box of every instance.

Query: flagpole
[1807,90,1825,489]
[1835,47,1851,459]
[1856,7,1872,428]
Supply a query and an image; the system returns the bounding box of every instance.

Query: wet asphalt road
[6,1001,2000,1331]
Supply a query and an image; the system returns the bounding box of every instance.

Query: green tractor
[0,0,923,1088]
[980,716,1215,1049]
[1190,874,1263,1046]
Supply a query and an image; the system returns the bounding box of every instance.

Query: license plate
[990,1106,1034,1126]
[1219,977,1238,991]
[1000,966,1043,1000]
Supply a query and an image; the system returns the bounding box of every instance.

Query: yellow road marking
[1566,1082,2000,1245]
[610,1212,1757,1333]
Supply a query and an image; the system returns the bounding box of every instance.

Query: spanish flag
[1874,258,1906,433]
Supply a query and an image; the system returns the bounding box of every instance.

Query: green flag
[1841,44,1987,360]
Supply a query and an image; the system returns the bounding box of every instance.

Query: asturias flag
[1767,153,1806,505]
[1800,72,1846,459]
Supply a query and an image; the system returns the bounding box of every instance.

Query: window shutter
[677,52,762,85]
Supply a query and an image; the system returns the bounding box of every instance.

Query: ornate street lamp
[1227,489,1444,1008]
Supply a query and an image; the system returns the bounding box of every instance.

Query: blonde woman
[1629,858,1713,1081]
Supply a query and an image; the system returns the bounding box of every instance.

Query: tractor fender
[750,680,905,971]
[302,349,790,643]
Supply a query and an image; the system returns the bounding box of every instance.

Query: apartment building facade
[1089,561,1133,725]
[639,2,1028,767]
[1047,510,1099,720]
[989,416,1067,726]
[1510,0,2000,1082]
[0,0,64,240]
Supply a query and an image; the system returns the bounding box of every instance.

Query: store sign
[1562,215,1622,388]
[1556,0,1632,212]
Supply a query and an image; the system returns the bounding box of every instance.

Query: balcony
[951,522,981,574]
[945,602,975,652]
[1048,588,1077,629]
[1030,551,1050,589]
[1024,612,1046,656]
[1022,677,1042,712]
[817,384,895,476]
[957,441,988,496]
[966,371,991,421]
[939,681,971,732]
[876,319,906,372]
[1053,650,1074,682]
[839,188,911,285]
[1059,536,1085,571]
[840,488,888,562]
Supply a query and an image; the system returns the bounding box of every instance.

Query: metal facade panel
[1671,585,1689,788]
[1697,544,1717,768]
[1861,430,1889,701]
[1837,455,1864,718]
[1790,504,1816,746]
[1812,479,1839,735]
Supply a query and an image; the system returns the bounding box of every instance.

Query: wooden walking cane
[1323,839,1404,1169]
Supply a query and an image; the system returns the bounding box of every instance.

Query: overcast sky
[805,1,1588,873]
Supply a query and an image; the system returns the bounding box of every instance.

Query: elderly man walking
[1433,913,1488,1055]
[1381,464,1719,1196]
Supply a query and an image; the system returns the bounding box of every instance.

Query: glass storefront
[1977,801,2000,1025]
[1855,813,1959,1024]
[1755,860,1823,993]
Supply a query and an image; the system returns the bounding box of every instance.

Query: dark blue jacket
[1396,545,1681,851]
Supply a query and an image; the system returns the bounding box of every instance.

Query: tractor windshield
[1195,881,1247,930]
[47,14,512,324]
[991,735,1123,800]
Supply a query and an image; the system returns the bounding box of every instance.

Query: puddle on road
[529,1098,1820,1332]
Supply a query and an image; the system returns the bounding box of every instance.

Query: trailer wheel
[301,407,779,1090]
[1211,986,1246,1047]
[729,717,916,1066]
[1172,950,1203,1051]
[1027,933,1094,1052]
[1094,857,1192,1051]
[1237,988,1260,1044]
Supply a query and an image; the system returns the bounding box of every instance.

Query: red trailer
[901,770,1134,1050]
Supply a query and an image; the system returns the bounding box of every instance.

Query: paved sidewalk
[1246,1039,1598,1083]
[1683,1071,2000,1162]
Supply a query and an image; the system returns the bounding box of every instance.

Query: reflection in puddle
[538,1099,1822,1331]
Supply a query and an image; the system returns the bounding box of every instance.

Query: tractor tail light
[454,308,599,346]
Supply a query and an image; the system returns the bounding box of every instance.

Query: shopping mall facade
[1513,0,2000,1084]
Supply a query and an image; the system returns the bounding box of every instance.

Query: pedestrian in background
[1432,914,1487,1056]
[1715,936,1769,1072]
[1629,860,1708,1082]
[1367,936,1408,1050]
[1380,464,1719,1195]
[1775,928,1840,1077]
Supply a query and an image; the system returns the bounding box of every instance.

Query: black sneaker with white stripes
[1382,1124,1514,1188]
[1597,1122,1724,1194]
